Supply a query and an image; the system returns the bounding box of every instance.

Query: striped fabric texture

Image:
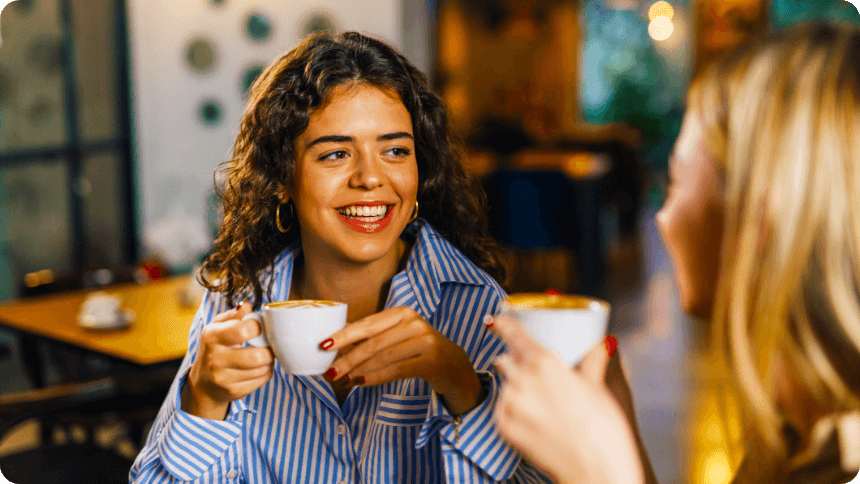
[130,220,550,483]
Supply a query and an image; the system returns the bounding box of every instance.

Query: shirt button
[227,470,238,479]
[336,424,347,435]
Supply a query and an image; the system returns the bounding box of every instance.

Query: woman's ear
[277,186,290,204]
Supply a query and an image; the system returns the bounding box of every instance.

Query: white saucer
[77,308,135,330]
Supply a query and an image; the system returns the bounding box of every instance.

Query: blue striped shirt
[130,220,550,483]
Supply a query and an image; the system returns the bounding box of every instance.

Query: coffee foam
[266,300,344,309]
[505,293,609,311]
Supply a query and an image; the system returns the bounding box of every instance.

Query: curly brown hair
[200,32,507,308]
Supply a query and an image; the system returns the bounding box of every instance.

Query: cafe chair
[0,376,134,483]
[16,267,141,444]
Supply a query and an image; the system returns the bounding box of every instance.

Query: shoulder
[415,221,506,298]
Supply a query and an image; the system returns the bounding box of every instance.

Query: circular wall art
[245,12,273,43]
[300,12,338,38]
[197,99,223,127]
[0,68,12,107]
[240,64,264,97]
[12,0,35,16]
[27,36,64,76]
[26,97,54,126]
[184,37,217,75]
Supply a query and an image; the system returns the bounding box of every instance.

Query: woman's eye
[319,150,348,161]
[385,147,411,157]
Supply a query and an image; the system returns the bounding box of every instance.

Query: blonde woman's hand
[321,306,484,416]
[490,314,645,484]
[182,301,275,420]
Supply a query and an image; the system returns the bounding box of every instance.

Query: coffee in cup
[501,293,610,366]
[243,300,347,375]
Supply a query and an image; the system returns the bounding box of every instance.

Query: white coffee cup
[242,300,348,375]
[501,293,610,366]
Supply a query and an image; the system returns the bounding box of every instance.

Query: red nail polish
[545,288,562,296]
[323,368,337,381]
[354,376,365,385]
[605,335,618,357]
[320,338,334,350]
[237,301,245,309]
[344,374,351,384]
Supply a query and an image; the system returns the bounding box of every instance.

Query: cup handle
[242,312,269,347]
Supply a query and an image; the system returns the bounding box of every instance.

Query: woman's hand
[321,306,484,416]
[182,301,275,420]
[490,314,646,484]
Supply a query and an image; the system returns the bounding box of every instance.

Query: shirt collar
[402,219,495,319]
[270,218,495,313]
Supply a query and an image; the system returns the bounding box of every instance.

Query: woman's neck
[291,239,412,322]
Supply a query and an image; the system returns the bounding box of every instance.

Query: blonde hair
[689,22,860,472]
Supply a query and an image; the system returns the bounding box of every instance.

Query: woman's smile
[335,201,396,233]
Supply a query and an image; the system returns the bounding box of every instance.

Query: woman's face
[656,112,725,319]
[282,83,419,265]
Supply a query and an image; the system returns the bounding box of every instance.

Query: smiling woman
[129,32,550,484]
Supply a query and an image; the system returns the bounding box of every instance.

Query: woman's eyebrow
[377,132,413,141]
[306,132,413,148]
[307,135,352,148]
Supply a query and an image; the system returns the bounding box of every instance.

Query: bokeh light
[649,1,675,21]
[648,15,674,41]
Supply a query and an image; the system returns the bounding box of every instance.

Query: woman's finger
[575,335,614,385]
[327,319,426,379]
[212,301,252,323]
[211,316,264,347]
[220,364,273,383]
[344,336,426,380]
[350,355,426,387]
[222,346,275,370]
[227,371,274,399]
[489,313,549,364]
[322,306,417,351]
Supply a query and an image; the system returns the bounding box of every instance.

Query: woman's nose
[349,153,383,189]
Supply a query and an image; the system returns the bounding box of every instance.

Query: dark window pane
[81,151,122,269]
[72,0,119,142]
[0,159,73,298]
[0,0,66,154]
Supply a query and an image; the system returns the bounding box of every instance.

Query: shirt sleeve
[128,291,252,483]
[416,371,522,481]
[414,289,553,483]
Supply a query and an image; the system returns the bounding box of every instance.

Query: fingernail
[545,288,562,296]
[605,335,618,357]
[344,374,351,384]
[323,367,337,381]
[354,376,365,385]
[320,338,334,350]
[482,315,493,327]
[237,301,245,310]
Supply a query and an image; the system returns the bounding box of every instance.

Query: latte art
[267,300,344,309]
[505,293,609,311]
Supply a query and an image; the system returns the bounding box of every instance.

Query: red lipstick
[336,202,394,233]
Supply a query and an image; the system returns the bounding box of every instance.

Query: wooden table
[0,276,198,366]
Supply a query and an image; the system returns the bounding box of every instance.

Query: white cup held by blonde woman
[501,293,610,366]
[243,300,347,375]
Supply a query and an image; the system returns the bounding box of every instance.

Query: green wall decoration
[245,12,272,43]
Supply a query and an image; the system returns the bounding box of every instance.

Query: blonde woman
[489,22,860,484]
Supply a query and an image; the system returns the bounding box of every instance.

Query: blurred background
[0,0,858,482]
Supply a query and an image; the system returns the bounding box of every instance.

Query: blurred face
[280,83,419,265]
[656,112,725,319]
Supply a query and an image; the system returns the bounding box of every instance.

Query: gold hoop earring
[408,201,419,224]
[276,201,294,233]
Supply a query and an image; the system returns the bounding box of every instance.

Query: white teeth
[338,204,388,220]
